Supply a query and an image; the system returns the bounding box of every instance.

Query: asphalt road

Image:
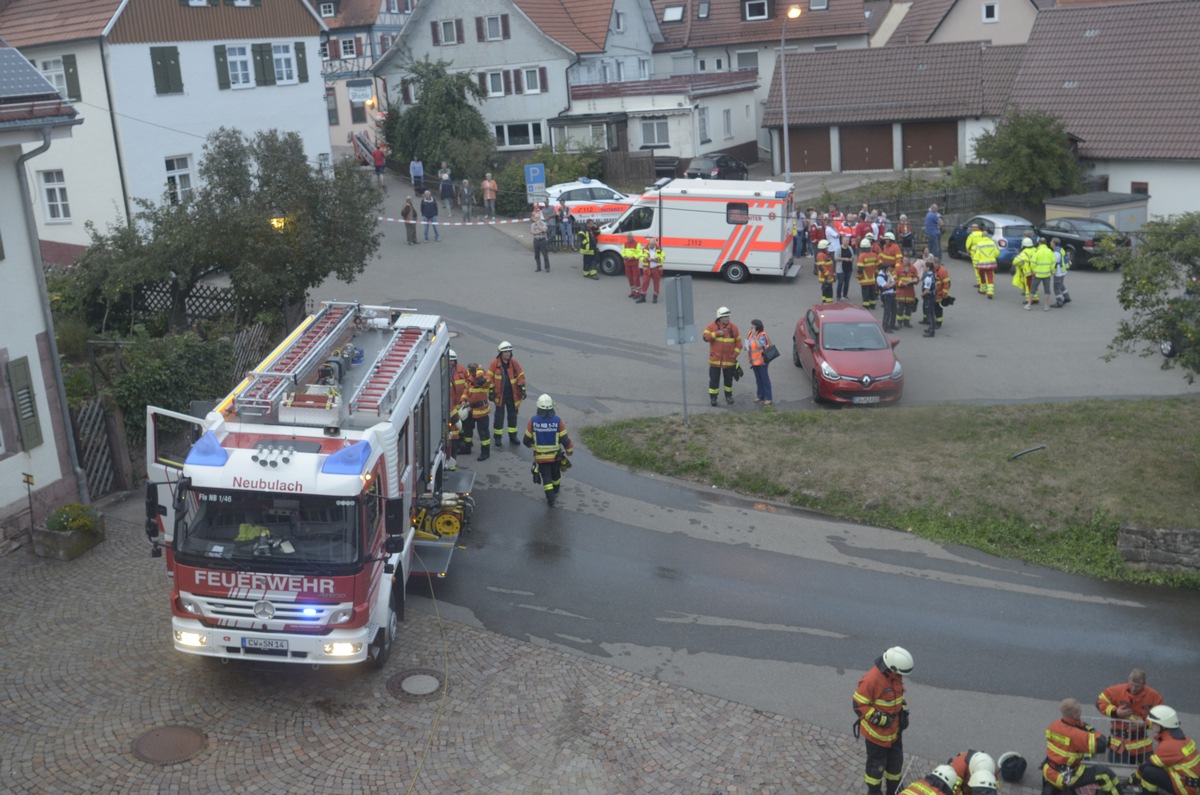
[318,177,1200,766]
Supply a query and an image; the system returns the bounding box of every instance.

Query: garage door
[786,127,831,173]
[839,125,893,171]
[902,121,957,168]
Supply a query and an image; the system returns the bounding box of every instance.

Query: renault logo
[861,375,873,387]
[253,600,276,620]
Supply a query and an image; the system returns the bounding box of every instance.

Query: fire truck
[143,301,473,668]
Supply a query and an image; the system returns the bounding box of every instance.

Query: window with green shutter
[252,43,275,86]
[151,46,184,95]
[295,41,308,83]
[7,357,44,450]
[62,54,81,102]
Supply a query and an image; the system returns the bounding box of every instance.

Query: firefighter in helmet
[854,646,914,795]
[461,363,493,461]
[488,341,526,448]
[896,764,958,795]
[1133,706,1200,795]
[523,394,573,506]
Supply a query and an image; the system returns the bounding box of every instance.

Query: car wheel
[948,241,963,260]
[792,341,802,367]
[810,371,823,404]
[599,251,624,277]
[722,261,749,284]
[1161,338,1178,358]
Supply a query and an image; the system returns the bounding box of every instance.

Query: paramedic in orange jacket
[1135,706,1200,795]
[853,647,913,795]
[1097,668,1165,764]
[857,239,880,308]
[1042,698,1124,794]
[703,306,741,406]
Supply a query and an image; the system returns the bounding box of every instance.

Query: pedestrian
[702,306,741,406]
[897,214,914,256]
[420,189,440,241]
[816,239,836,303]
[895,765,958,795]
[970,230,1000,299]
[793,208,808,259]
[878,262,897,332]
[921,259,938,337]
[1050,237,1072,307]
[636,236,664,303]
[400,196,418,245]
[578,219,599,279]
[924,203,943,261]
[1132,706,1200,795]
[825,214,842,261]
[438,161,454,218]
[1040,698,1125,794]
[481,172,498,219]
[531,208,550,272]
[1027,237,1055,311]
[746,319,775,406]
[460,363,492,461]
[371,143,387,187]
[622,233,642,298]
[837,231,855,300]
[558,203,574,249]
[1097,668,1164,765]
[409,155,424,193]
[857,238,879,308]
[853,647,914,795]
[488,341,526,446]
[523,394,574,507]
[893,255,919,328]
[458,178,474,223]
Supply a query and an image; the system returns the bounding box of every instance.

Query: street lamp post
[780,5,802,183]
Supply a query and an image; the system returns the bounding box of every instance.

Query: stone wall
[1117,525,1200,573]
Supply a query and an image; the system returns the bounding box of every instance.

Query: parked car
[1037,216,1132,267]
[792,302,904,405]
[543,177,633,225]
[946,214,1037,271]
[684,153,749,180]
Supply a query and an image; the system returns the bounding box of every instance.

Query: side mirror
[145,482,162,520]
[804,339,816,349]
[384,536,406,554]
[891,338,900,349]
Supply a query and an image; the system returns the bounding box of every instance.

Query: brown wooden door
[839,124,893,171]
[786,127,832,173]
[902,121,958,168]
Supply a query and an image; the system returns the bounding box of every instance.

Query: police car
[542,177,633,225]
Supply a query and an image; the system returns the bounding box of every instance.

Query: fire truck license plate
[243,638,288,651]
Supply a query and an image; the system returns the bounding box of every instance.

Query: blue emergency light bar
[185,431,229,467]
[321,440,372,475]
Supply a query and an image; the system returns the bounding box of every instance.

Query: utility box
[1044,191,1148,235]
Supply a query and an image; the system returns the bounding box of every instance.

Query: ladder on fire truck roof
[349,326,426,417]
[234,301,360,417]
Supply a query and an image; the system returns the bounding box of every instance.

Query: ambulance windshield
[616,206,654,233]
[176,490,361,568]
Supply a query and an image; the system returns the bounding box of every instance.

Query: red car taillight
[710,168,720,178]
[1084,240,1095,250]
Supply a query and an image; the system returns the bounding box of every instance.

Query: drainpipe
[99,38,133,224]
[16,128,91,505]
[554,53,583,149]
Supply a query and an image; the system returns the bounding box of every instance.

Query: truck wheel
[722,261,749,284]
[367,601,396,671]
[599,251,624,276]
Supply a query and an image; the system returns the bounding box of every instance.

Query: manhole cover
[388,668,446,702]
[132,725,206,765]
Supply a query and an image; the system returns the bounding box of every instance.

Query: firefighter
[894,255,919,328]
[578,219,599,279]
[853,646,914,795]
[448,349,469,456]
[636,236,665,304]
[964,223,984,292]
[934,258,951,328]
[488,341,526,447]
[703,306,742,406]
[897,765,958,795]
[461,363,493,461]
[1134,706,1200,795]
[523,394,573,507]
[1012,237,1039,305]
[1097,668,1165,765]
[1028,237,1056,311]
[970,231,1000,298]
[948,751,995,794]
[816,239,836,303]
[1041,697,1125,794]
[857,238,880,308]
[622,233,643,299]
[880,231,903,274]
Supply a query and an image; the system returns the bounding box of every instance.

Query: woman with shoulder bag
[747,319,778,406]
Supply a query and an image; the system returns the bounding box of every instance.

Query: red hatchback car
[793,303,904,405]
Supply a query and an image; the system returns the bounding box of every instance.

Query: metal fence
[73,396,119,500]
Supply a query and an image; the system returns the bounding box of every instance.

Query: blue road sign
[524,163,545,185]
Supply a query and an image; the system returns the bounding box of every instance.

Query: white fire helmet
[930,765,958,789]
[968,770,998,792]
[448,349,458,361]
[1021,237,1035,248]
[1148,705,1180,730]
[818,239,830,250]
[884,231,896,241]
[716,306,731,319]
[498,341,514,353]
[536,394,555,411]
[969,752,996,775]
[882,646,914,676]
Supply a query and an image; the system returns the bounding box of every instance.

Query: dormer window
[319,3,335,16]
[663,5,684,22]
[698,1,710,18]
[744,0,768,20]
[811,0,829,9]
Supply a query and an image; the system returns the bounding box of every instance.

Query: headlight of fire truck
[322,642,362,657]
[177,596,203,615]
[175,631,207,647]
[327,608,354,625]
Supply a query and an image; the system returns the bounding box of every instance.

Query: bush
[493,146,603,217]
[45,503,102,535]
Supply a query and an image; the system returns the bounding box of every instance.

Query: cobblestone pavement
[2,494,1042,794]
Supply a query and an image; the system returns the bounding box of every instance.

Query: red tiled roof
[328,0,385,28]
[762,41,1022,126]
[570,70,759,100]
[883,0,956,46]
[513,0,613,54]
[0,0,123,48]
[651,0,868,51]
[1010,0,1200,160]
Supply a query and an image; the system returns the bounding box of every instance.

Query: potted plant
[32,503,106,561]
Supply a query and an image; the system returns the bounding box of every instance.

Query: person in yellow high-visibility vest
[1012,238,1039,305]
[635,237,665,304]
[1027,237,1056,311]
[971,231,1001,299]
[964,223,985,292]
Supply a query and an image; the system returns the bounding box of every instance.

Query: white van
[596,178,799,283]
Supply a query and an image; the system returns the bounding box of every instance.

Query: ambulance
[596,178,799,283]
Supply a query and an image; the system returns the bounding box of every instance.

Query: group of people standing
[393,156,500,245]
[701,306,777,407]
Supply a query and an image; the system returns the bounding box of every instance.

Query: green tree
[970,107,1082,211]
[384,55,495,183]
[1103,212,1200,381]
[492,146,604,217]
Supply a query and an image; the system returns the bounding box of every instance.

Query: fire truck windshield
[176,490,361,568]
